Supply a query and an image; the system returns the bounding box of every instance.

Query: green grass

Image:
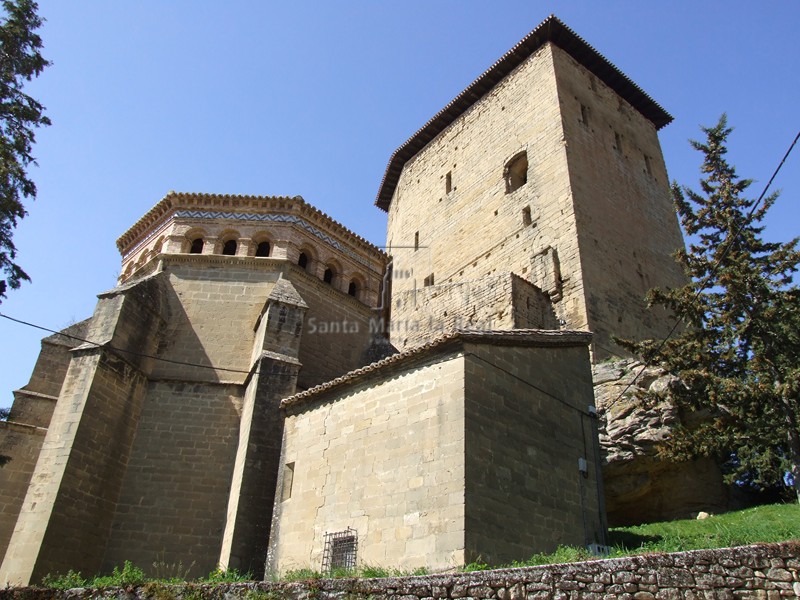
[607,502,800,555]
[36,503,800,589]
[40,563,252,589]
[480,503,800,570]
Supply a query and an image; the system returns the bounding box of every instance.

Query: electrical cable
[608,127,800,407]
[463,350,594,417]
[0,311,254,375]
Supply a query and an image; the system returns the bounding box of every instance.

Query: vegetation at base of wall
[279,564,429,582]
[204,567,253,583]
[150,558,196,583]
[40,563,252,589]
[34,503,800,591]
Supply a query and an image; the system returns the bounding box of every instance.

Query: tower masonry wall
[551,46,687,357]
[386,44,586,348]
[389,273,556,352]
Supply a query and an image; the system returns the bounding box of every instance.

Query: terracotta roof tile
[281,328,591,410]
[375,15,672,211]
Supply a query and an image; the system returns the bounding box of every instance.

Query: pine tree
[621,115,800,501]
[0,0,50,300]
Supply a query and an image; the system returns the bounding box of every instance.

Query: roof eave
[375,15,672,212]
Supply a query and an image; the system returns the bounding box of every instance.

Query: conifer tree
[0,0,50,300]
[621,116,800,501]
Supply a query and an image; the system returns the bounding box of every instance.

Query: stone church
[0,16,692,585]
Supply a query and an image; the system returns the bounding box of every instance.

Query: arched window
[222,239,237,256]
[190,238,204,254]
[323,267,334,284]
[348,280,358,297]
[256,241,271,257]
[504,151,528,193]
[298,252,308,270]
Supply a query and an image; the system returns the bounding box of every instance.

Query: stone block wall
[463,343,604,565]
[8,319,91,427]
[267,354,468,574]
[101,380,242,579]
[385,41,688,361]
[552,46,687,358]
[288,267,379,389]
[389,274,557,353]
[0,275,165,586]
[152,258,377,390]
[0,424,45,565]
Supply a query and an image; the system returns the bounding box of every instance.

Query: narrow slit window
[445,171,452,194]
[614,132,623,153]
[644,155,653,176]
[522,206,532,226]
[580,104,589,125]
[414,231,419,252]
[281,462,295,501]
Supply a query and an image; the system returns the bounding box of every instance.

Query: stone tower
[378,16,686,359]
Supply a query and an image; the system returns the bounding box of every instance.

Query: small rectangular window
[445,171,452,194]
[322,528,358,574]
[522,206,532,226]
[281,462,295,501]
[414,231,419,251]
[614,132,623,154]
[580,104,589,126]
[424,273,434,287]
[644,154,653,176]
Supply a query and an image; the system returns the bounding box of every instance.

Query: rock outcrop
[593,359,730,526]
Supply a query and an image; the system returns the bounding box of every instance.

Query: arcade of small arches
[122,227,369,302]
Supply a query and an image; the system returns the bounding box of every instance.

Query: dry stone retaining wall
[2,542,797,599]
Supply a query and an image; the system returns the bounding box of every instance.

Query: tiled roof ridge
[375,14,672,211]
[281,328,591,409]
[116,191,387,258]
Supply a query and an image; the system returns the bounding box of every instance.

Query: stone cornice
[116,191,388,264]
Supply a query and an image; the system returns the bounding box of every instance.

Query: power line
[609,127,800,406]
[0,312,254,375]
[464,351,594,417]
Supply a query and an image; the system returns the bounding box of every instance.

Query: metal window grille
[321,528,357,574]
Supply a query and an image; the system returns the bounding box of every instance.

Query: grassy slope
[607,502,800,555]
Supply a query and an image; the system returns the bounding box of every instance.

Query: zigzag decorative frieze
[123,209,376,268]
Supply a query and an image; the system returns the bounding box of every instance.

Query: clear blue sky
[2,1,799,408]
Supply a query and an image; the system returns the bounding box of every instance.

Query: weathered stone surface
[593,358,730,525]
